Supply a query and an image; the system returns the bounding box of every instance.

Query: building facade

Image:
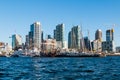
[41,39,56,52]
[116,46,120,53]
[29,22,41,50]
[102,41,115,52]
[12,34,22,50]
[0,42,5,51]
[106,29,114,41]
[54,24,64,48]
[25,35,29,49]
[84,37,91,51]
[41,31,44,42]
[68,25,81,49]
[68,31,72,48]
[91,40,102,52]
[102,29,115,52]
[95,29,102,41]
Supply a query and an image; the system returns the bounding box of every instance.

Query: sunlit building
[41,39,57,52]
[102,29,115,52]
[12,34,22,50]
[29,22,41,50]
[106,29,114,41]
[68,25,81,49]
[95,29,102,41]
[91,40,102,52]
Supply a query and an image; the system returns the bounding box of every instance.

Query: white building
[12,34,22,49]
[0,42,5,51]
[29,22,41,50]
[91,40,102,52]
[42,39,56,52]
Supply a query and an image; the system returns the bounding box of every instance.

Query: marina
[0,49,107,57]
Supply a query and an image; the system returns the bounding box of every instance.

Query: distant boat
[11,49,28,57]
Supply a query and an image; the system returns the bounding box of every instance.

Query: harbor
[0,49,108,57]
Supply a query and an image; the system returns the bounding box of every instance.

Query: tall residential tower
[95,29,102,41]
[54,23,64,48]
[29,22,41,50]
[106,29,114,41]
[68,25,81,49]
[102,29,115,52]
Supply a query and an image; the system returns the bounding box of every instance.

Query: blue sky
[0,0,120,46]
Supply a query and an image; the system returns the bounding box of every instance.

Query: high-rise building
[12,34,22,49]
[29,22,41,50]
[47,35,52,39]
[106,29,114,41]
[68,25,81,49]
[102,29,115,52]
[54,29,57,39]
[54,23,64,48]
[25,35,29,49]
[95,29,102,41]
[41,31,44,42]
[84,37,91,51]
[68,31,72,48]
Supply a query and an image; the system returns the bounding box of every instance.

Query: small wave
[83,70,94,73]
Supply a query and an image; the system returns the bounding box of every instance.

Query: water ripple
[0,56,120,80]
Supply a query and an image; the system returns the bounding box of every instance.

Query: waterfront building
[91,40,102,52]
[95,29,102,41]
[84,37,91,51]
[28,31,33,49]
[116,47,120,53]
[12,34,22,50]
[54,29,57,39]
[0,42,5,51]
[56,41,62,49]
[69,25,81,49]
[5,43,12,53]
[68,31,72,48]
[54,23,64,48]
[102,29,115,52]
[29,22,41,50]
[47,35,52,39]
[106,29,114,41]
[102,41,115,52]
[25,35,29,49]
[41,39,56,52]
[63,41,68,49]
[41,31,44,42]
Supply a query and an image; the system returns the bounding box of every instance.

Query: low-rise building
[102,41,115,52]
[116,47,120,53]
[41,39,57,52]
[91,40,102,52]
[0,42,5,51]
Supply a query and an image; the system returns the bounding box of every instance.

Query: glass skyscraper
[54,24,64,48]
[68,25,81,49]
[68,31,72,48]
[106,29,114,41]
[12,34,22,49]
[29,22,41,50]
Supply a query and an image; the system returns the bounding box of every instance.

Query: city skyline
[0,0,120,46]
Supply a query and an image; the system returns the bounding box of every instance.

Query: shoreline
[106,53,120,56]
